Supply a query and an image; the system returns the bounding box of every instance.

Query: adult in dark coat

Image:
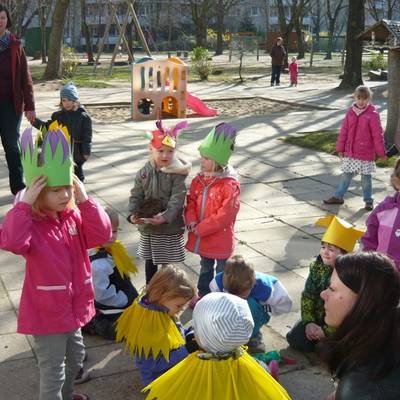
[270,37,286,86]
[0,4,35,194]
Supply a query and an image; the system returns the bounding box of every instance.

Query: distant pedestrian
[270,37,286,86]
[0,3,35,195]
[324,85,386,210]
[289,56,298,87]
[32,82,92,182]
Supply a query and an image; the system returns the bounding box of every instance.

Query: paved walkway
[0,77,391,399]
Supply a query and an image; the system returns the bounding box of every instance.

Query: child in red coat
[185,123,240,300]
[289,56,298,87]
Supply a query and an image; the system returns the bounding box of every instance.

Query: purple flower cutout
[214,122,237,141]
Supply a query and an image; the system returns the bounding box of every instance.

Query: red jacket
[336,103,385,161]
[289,62,298,80]
[185,166,240,259]
[9,34,35,115]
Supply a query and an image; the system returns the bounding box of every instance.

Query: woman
[319,251,400,400]
[0,3,35,195]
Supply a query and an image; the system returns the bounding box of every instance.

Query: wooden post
[309,35,314,67]
[128,1,151,57]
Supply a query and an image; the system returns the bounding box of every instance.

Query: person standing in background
[270,37,286,87]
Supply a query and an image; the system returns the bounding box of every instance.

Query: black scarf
[0,31,11,53]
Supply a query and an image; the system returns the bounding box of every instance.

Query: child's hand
[73,175,89,203]
[147,213,166,225]
[129,215,144,224]
[338,152,344,159]
[305,322,325,341]
[187,222,197,232]
[25,110,36,124]
[22,175,47,205]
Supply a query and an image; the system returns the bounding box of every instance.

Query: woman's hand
[73,175,88,203]
[25,110,36,124]
[22,175,47,205]
[305,322,326,341]
[186,222,197,232]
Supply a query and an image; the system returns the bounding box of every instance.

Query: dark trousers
[145,259,158,284]
[286,320,318,352]
[74,161,85,182]
[0,101,25,194]
[271,65,282,85]
[197,257,227,296]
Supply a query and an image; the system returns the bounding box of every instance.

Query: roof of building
[360,19,400,46]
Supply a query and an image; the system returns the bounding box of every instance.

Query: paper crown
[315,215,365,253]
[20,122,73,187]
[198,122,237,166]
[147,120,188,149]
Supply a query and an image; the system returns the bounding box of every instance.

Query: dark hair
[318,251,400,380]
[0,4,12,29]
[390,158,400,191]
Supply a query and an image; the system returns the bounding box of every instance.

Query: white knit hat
[193,292,254,354]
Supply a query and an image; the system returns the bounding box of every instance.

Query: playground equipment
[131,56,218,120]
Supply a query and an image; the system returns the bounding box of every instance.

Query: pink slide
[187,92,218,117]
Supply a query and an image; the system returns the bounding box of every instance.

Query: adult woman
[270,37,286,86]
[0,3,35,195]
[319,251,400,400]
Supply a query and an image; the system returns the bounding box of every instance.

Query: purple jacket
[336,104,385,161]
[362,192,400,270]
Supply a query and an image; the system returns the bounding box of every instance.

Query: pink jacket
[0,198,112,335]
[336,103,385,161]
[289,62,298,80]
[185,166,240,259]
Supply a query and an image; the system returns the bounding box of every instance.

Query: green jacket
[301,255,333,332]
[128,157,191,235]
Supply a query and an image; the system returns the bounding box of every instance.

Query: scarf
[0,31,11,53]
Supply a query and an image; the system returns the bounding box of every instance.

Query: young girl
[289,56,298,87]
[32,82,92,182]
[362,159,400,271]
[324,85,386,211]
[185,122,240,301]
[128,120,191,284]
[0,126,112,400]
[286,215,364,353]
[115,265,196,386]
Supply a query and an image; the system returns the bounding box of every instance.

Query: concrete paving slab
[0,333,33,362]
[245,256,287,274]
[1,271,25,291]
[0,292,13,312]
[236,225,301,244]
[8,289,21,310]
[0,310,17,334]
[235,216,284,232]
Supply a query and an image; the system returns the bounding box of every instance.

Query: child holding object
[0,125,112,400]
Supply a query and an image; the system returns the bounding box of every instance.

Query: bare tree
[386,50,400,145]
[6,1,37,38]
[338,0,365,89]
[309,0,322,46]
[214,0,239,55]
[367,0,397,21]
[325,0,346,59]
[80,0,94,63]
[189,0,210,47]
[44,0,70,80]
[37,0,53,63]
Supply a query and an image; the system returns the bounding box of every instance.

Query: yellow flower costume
[104,240,138,278]
[143,349,291,400]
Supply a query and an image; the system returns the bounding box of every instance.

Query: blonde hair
[32,185,75,215]
[391,158,400,191]
[291,56,297,62]
[147,265,196,305]
[354,85,372,100]
[222,255,256,296]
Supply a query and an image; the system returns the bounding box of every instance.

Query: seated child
[286,215,364,352]
[84,207,139,340]
[209,255,292,354]
[362,159,400,270]
[142,292,291,400]
[116,265,196,386]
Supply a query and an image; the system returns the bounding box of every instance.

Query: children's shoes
[247,332,266,354]
[323,196,344,205]
[365,202,374,211]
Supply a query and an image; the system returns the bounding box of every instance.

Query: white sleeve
[92,257,128,308]
[209,277,222,293]
[263,280,292,315]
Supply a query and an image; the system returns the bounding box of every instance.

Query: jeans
[0,101,25,194]
[33,329,85,400]
[286,321,317,353]
[197,257,227,296]
[271,65,282,85]
[334,172,372,203]
[247,297,270,338]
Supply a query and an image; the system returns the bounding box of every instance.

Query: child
[209,255,292,354]
[115,265,196,386]
[362,159,400,270]
[128,120,191,284]
[185,122,240,301]
[142,292,291,400]
[0,125,112,400]
[286,215,364,352]
[32,82,92,182]
[289,56,298,87]
[324,85,386,211]
[85,207,139,340]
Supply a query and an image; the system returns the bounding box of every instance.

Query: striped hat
[193,292,254,354]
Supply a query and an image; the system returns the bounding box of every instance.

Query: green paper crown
[20,125,73,187]
[198,122,237,166]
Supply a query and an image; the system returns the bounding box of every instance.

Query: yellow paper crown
[315,215,365,253]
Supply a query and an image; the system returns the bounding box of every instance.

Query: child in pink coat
[324,85,386,211]
[289,56,298,87]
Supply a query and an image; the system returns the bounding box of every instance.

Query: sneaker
[365,202,374,211]
[323,196,344,205]
[72,394,90,400]
[268,359,279,381]
[74,368,91,384]
[247,332,266,355]
[276,83,280,86]
[270,83,274,86]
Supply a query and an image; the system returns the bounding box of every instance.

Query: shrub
[190,47,213,80]
[369,52,387,70]
[61,45,80,78]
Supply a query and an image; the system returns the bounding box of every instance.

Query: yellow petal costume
[143,349,291,400]
[115,295,185,361]
[105,240,138,278]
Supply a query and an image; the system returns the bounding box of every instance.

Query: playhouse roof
[360,19,400,47]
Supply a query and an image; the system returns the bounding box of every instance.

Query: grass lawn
[282,130,397,168]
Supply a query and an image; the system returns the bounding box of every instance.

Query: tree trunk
[80,0,94,63]
[385,49,400,146]
[325,20,335,60]
[295,18,305,59]
[38,3,47,63]
[44,0,70,80]
[215,2,224,55]
[338,0,365,89]
[190,0,209,47]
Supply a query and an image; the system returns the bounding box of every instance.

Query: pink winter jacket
[0,198,112,335]
[336,103,386,161]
